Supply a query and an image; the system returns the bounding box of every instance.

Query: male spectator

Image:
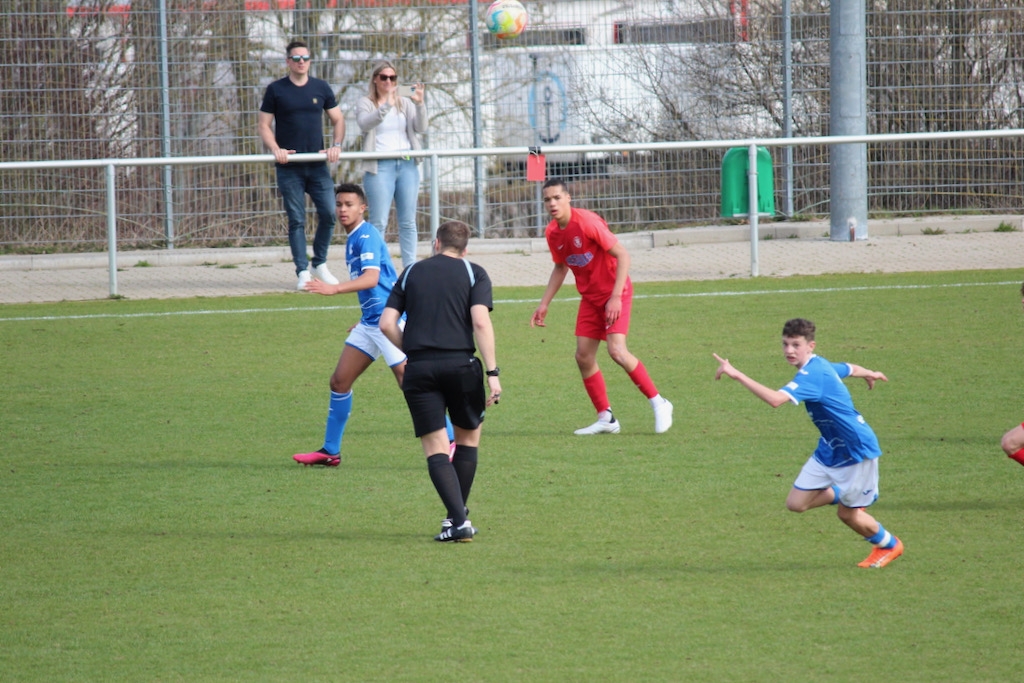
[380,221,501,542]
[258,39,345,290]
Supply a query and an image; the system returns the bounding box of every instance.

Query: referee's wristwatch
[486,367,500,377]
[332,142,343,148]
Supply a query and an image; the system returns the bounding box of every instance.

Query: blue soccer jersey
[779,354,882,468]
[345,221,399,327]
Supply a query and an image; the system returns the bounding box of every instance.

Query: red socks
[584,362,660,412]
[582,371,610,413]
[1009,448,1024,466]
[627,361,659,399]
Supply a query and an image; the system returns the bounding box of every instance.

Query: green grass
[2,268,1024,681]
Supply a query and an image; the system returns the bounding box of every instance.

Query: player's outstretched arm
[846,364,889,390]
[713,352,741,381]
[713,353,791,408]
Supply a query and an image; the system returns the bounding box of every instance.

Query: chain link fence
[2,0,1022,253]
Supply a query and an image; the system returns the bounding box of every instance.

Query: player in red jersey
[530,178,673,435]
[1000,281,1024,466]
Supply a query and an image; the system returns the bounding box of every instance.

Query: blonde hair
[368,60,406,115]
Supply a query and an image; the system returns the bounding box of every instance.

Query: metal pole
[534,179,542,237]
[469,0,485,237]
[158,0,174,248]
[829,0,868,240]
[532,54,543,236]
[106,164,118,297]
[782,0,794,218]
[429,153,440,240]
[747,144,759,277]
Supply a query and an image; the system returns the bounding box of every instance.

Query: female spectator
[356,60,428,270]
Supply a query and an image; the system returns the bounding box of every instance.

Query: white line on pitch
[0,280,1018,323]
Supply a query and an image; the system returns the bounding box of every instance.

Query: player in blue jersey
[292,183,406,466]
[713,318,904,568]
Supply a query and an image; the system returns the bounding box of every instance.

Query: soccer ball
[485,0,528,40]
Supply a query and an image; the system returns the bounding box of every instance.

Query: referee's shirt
[386,254,494,358]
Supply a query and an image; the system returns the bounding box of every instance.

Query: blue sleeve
[347,230,366,275]
[358,229,386,272]
[781,363,824,405]
[832,362,852,379]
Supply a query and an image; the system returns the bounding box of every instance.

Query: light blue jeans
[364,158,420,270]
[276,162,336,275]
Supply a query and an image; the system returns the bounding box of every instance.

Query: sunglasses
[377,74,398,82]
[289,55,312,63]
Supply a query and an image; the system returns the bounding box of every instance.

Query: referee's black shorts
[402,352,486,437]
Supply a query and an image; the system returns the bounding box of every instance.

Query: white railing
[2,127,1023,296]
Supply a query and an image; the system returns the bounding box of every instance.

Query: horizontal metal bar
[2,128,1022,171]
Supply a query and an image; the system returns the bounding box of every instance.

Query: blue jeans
[276,162,336,275]
[364,158,420,270]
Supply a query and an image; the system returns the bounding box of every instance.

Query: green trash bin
[720,147,775,217]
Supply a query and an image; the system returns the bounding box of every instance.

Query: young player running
[530,178,673,435]
[713,318,904,568]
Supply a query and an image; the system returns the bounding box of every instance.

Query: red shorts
[575,283,633,340]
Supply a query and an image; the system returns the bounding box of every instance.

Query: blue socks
[322,390,352,456]
[323,393,451,456]
[865,524,896,549]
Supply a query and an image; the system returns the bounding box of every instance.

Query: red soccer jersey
[545,207,626,305]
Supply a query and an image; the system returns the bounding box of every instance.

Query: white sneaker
[296,270,312,291]
[312,263,339,285]
[654,399,673,434]
[574,418,621,435]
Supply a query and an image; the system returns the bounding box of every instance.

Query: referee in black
[380,220,502,542]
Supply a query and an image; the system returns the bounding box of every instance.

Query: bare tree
[567,0,1023,216]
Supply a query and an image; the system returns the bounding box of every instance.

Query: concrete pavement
[1,215,1021,304]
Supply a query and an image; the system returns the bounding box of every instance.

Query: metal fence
[2,0,1022,253]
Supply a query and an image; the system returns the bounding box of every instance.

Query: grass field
[2,268,1024,682]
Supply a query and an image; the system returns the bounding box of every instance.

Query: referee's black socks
[452,445,478,508]
[427,453,467,527]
